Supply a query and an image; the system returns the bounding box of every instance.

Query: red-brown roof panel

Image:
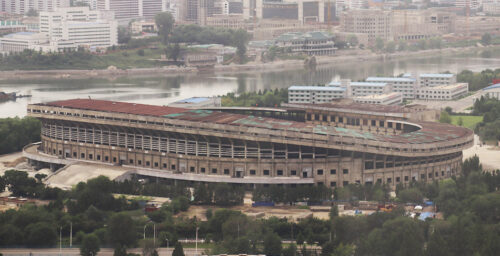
[44,99,187,117]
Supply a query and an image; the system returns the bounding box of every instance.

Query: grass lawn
[450,115,483,129]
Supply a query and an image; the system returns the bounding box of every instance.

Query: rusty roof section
[37,99,472,145]
[284,100,411,114]
[43,99,187,116]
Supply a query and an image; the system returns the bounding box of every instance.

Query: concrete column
[298,0,303,24]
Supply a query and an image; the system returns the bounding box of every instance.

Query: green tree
[375,37,384,51]
[457,117,463,126]
[348,35,358,47]
[167,43,181,61]
[397,40,407,51]
[80,234,101,256]
[481,33,492,45]
[329,205,339,220]
[263,232,282,256]
[118,27,131,44]
[439,111,452,124]
[155,12,175,44]
[232,29,251,64]
[107,213,137,251]
[142,239,159,256]
[385,41,396,53]
[172,243,185,256]
[25,222,57,247]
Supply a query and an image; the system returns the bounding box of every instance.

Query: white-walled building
[482,83,500,100]
[413,73,456,87]
[417,83,469,100]
[288,85,346,104]
[365,77,417,99]
[329,80,391,97]
[96,0,169,21]
[39,7,117,49]
[353,92,403,105]
[0,0,70,15]
[0,31,48,52]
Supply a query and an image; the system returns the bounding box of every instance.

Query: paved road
[0,248,205,256]
[412,91,484,113]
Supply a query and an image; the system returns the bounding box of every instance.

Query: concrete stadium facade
[26,99,474,188]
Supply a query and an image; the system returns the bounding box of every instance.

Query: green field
[450,115,483,129]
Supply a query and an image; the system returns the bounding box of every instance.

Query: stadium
[25,98,474,188]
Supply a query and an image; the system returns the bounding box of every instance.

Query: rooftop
[329,81,388,87]
[430,83,468,90]
[45,99,186,116]
[275,31,333,42]
[366,77,416,82]
[289,85,346,91]
[353,92,402,100]
[173,97,212,104]
[420,73,454,78]
[483,83,500,91]
[36,99,472,145]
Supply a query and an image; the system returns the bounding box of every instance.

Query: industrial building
[25,98,473,188]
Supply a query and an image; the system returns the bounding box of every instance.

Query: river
[1,48,500,118]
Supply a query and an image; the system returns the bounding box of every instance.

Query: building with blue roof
[482,83,500,100]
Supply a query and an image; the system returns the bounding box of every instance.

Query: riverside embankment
[0,45,498,81]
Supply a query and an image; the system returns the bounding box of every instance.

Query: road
[0,247,205,256]
[412,91,484,113]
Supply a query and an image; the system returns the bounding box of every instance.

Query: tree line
[222,88,288,107]
[472,96,500,142]
[0,155,499,256]
[0,116,40,155]
[457,68,500,91]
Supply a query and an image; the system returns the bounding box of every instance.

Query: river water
[1,49,500,118]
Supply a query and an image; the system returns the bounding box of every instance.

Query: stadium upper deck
[26,99,474,187]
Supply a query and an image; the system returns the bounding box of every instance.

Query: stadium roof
[483,83,500,91]
[39,99,472,145]
[174,97,212,103]
[45,99,186,116]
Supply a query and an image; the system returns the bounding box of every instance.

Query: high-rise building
[39,6,117,48]
[96,0,169,21]
[0,0,70,15]
[340,9,392,45]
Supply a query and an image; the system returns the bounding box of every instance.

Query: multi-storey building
[288,85,346,103]
[39,6,117,48]
[417,73,456,87]
[340,9,392,45]
[274,31,336,56]
[352,92,403,106]
[25,99,473,188]
[417,83,469,100]
[0,0,70,15]
[365,77,417,99]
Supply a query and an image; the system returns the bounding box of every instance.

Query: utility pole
[70,222,72,248]
[59,227,62,256]
[154,223,156,248]
[195,226,199,255]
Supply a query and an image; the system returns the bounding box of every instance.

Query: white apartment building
[288,85,346,104]
[329,80,390,97]
[353,92,403,105]
[39,7,117,49]
[365,77,417,99]
[483,2,500,15]
[0,0,70,15]
[0,31,48,52]
[96,0,169,21]
[412,73,456,87]
[417,83,469,100]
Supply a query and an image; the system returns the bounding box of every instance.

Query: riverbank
[0,44,498,81]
